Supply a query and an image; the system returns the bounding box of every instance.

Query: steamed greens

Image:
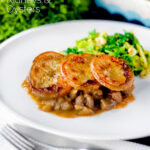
[64,30,150,78]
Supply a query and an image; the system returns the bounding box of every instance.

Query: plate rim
[0,19,150,140]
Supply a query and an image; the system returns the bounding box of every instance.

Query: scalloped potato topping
[22,51,134,118]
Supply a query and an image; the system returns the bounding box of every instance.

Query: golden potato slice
[30,51,64,89]
[90,54,134,91]
[29,51,72,99]
[61,53,95,87]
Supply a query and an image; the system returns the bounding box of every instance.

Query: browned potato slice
[61,53,95,87]
[90,54,134,91]
[30,51,64,89]
[29,51,72,99]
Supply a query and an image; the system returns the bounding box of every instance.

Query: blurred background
[1,0,150,43]
[0,0,150,146]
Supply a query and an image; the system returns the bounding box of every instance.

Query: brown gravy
[22,80,134,118]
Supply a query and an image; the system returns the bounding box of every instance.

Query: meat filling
[35,83,134,114]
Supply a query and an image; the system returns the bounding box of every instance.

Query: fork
[1,125,103,150]
[1,124,35,150]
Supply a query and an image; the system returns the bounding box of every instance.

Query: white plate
[0,20,150,140]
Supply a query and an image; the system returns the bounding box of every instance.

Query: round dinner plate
[0,20,150,140]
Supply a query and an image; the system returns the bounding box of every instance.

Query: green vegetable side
[0,0,91,42]
[64,29,150,78]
